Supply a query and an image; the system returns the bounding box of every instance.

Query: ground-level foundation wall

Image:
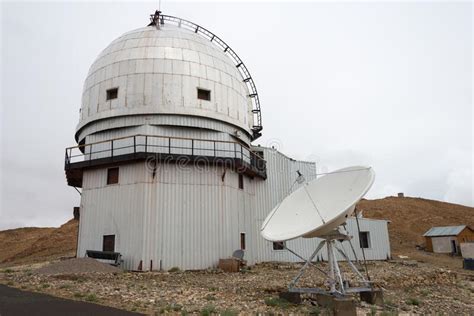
[78,163,149,270]
[139,162,256,270]
[78,160,256,271]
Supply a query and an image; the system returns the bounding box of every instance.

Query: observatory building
[65,12,390,270]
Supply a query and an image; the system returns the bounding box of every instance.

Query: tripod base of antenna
[286,231,371,296]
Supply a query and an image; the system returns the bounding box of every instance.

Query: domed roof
[77,18,262,142]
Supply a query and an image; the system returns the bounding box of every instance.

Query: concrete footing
[360,289,384,306]
[333,297,357,316]
[315,293,334,308]
[315,294,356,316]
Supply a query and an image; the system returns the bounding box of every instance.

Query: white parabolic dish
[260,166,375,242]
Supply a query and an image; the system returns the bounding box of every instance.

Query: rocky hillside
[358,196,474,254]
[0,219,78,266]
[0,196,472,265]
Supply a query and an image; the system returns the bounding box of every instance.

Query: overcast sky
[1,1,472,230]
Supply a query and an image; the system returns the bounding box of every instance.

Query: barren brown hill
[357,196,474,254]
[0,219,78,266]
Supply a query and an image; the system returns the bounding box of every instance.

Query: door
[103,235,115,252]
[451,240,457,254]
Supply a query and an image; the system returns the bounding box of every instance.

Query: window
[273,241,285,250]
[238,174,244,190]
[106,88,118,100]
[107,167,119,185]
[197,88,211,101]
[359,232,370,249]
[240,233,246,250]
[103,235,115,252]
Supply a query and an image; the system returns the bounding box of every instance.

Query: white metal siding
[79,163,149,270]
[78,161,256,270]
[77,115,251,145]
[77,145,391,270]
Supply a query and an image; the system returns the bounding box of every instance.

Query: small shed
[423,225,474,254]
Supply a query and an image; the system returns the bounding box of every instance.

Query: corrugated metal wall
[77,114,252,145]
[79,163,149,270]
[79,160,256,270]
[78,145,390,270]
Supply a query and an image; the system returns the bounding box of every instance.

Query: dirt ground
[1,252,473,315]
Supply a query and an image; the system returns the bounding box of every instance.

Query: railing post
[213,141,216,157]
[234,143,237,158]
[133,136,136,154]
[111,140,114,158]
[145,136,148,153]
[191,139,194,156]
[240,145,243,160]
[168,138,171,154]
[89,144,92,161]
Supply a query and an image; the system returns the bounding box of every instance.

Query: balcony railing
[65,134,266,178]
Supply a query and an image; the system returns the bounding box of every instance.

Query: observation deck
[65,134,267,188]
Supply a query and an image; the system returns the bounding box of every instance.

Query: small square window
[273,241,286,250]
[107,167,119,185]
[359,231,370,249]
[238,174,244,190]
[197,88,211,101]
[106,88,118,100]
[103,235,115,252]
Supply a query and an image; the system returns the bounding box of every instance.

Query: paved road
[0,285,141,316]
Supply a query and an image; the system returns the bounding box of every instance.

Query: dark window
[106,88,118,100]
[238,174,244,190]
[197,88,211,101]
[107,167,119,185]
[103,235,115,252]
[359,232,370,249]
[273,241,285,250]
[240,233,246,250]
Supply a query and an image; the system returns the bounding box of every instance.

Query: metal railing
[65,134,266,175]
[151,13,263,140]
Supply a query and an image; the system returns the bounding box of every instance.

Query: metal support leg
[289,240,326,289]
[331,241,345,294]
[335,246,370,287]
[285,246,329,277]
[328,240,336,293]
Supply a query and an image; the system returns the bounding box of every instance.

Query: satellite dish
[260,166,375,242]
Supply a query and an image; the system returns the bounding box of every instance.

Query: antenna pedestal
[286,231,371,296]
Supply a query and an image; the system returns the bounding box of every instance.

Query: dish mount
[286,230,371,295]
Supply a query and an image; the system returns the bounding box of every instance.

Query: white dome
[77,23,254,141]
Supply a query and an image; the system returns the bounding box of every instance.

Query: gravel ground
[1,256,473,315]
[34,258,121,275]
